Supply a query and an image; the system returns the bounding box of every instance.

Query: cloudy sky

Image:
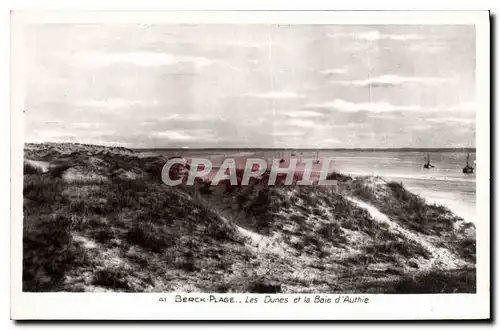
[23,24,476,148]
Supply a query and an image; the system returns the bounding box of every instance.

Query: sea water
[315,151,477,223]
[151,150,476,223]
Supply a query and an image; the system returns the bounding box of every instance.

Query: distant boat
[278,151,285,164]
[313,151,320,164]
[423,152,434,169]
[462,153,474,174]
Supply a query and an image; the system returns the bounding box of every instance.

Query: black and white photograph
[10,10,490,320]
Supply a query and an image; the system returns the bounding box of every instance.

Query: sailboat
[278,151,285,164]
[423,152,434,169]
[462,153,474,174]
[313,150,320,164]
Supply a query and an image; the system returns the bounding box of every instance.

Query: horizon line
[135,147,477,151]
[24,142,477,152]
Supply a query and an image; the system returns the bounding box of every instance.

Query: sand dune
[22,142,476,293]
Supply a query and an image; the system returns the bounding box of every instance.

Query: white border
[10,10,490,320]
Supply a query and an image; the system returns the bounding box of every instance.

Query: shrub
[126,222,176,253]
[49,163,71,178]
[349,180,377,202]
[23,215,89,291]
[453,238,476,263]
[326,171,352,182]
[317,222,348,246]
[387,268,476,293]
[175,251,197,272]
[24,176,67,206]
[205,222,238,242]
[364,241,432,260]
[245,278,282,293]
[92,268,131,291]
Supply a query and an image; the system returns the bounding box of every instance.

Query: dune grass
[348,178,476,265]
[22,143,476,293]
[349,179,459,235]
[23,172,247,291]
[359,267,476,294]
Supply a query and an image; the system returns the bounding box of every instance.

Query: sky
[22,24,476,148]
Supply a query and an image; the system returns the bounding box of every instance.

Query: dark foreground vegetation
[22,143,476,293]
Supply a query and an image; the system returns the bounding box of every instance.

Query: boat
[278,151,285,164]
[313,151,320,164]
[423,152,434,169]
[462,153,474,174]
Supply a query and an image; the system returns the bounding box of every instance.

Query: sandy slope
[22,142,476,293]
[347,197,469,270]
[24,159,51,173]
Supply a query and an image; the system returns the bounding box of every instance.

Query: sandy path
[346,197,469,270]
[24,159,51,173]
[233,224,289,256]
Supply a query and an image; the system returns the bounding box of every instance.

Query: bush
[349,180,377,202]
[49,163,71,178]
[126,222,176,253]
[245,188,279,235]
[364,241,432,260]
[326,171,352,182]
[246,279,282,293]
[92,268,131,290]
[453,238,476,263]
[24,176,67,206]
[205,222,238,242]
[317,222,348,246]
[23,215,89,291]
[387,268,476,293]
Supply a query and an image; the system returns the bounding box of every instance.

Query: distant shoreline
[23,142,476,153]
[135,148,477,153]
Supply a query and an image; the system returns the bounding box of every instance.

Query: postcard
[10,10,490,320]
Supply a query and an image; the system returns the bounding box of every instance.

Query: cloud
[330,75,451,87]
[246,91,306,100]
[76,98,160,109]
[321,67,348,75]
[306,99,476,115]
[319,138,341,144]
[164,38,263,49]
[150,129,214,141]
[286,119,318,128]
[448,102,476,112]
[271,131,306,137]
[427,117,475,124]
[430,103,476,114]
[70,122,107,129]
[355,30,424,41]
[329,30,425,41]
[156,131,194,141]
[180,114,217,121]
[82,51,213,68]
[306,99,422,113]
[285,110,324,118]
[139,114,181,126]
[209,40,262,49]
[408,43,449,53]
[139,114,226,131]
